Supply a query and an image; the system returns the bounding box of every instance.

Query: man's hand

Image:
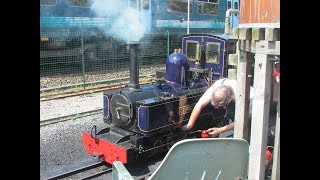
[173,121,183,128]
[181,124,192,131]
[206,127,221,138]
[168,111,174,123]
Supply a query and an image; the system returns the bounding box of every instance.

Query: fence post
[81,30,86,89]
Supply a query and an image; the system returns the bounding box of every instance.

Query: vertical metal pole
[271,98,280,180]
[187,0,190,34]
[167,30,170,57]
[81,30,86,89]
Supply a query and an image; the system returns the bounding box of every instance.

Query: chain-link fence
[40,31,184,93]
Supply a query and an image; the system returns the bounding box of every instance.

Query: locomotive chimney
[128,41,141,90]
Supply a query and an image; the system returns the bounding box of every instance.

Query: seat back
[112,138,249,180]
[148,138,249,180]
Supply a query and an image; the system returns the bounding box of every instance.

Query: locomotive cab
[156,34,238,84]
[182,34,237,82]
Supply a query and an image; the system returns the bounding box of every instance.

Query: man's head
[211,85,234,109]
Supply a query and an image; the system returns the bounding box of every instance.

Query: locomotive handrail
[90,125,98,143]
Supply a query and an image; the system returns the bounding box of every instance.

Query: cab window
[186,41,199,61]
[206,42,220,64]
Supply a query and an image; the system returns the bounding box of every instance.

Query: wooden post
[234,50,252,141]
[248,54,272,180]
[271,98,280,180]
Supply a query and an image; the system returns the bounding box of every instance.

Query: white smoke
[109,8,145,43]
[90,0,126,17]
[90,0,146,43]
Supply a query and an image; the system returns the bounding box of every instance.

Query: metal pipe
[195,43,200,64]
[128,41,141,90]
[187,0,190,34]
[224,9,240,35]
[81,30,86,89]
[167,30,170,57]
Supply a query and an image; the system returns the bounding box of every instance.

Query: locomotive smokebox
[128,41,141,90]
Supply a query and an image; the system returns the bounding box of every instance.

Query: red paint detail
[266,149,272,161]
[201,130,209,138]
[273,68,279,78]
[273,68,280,83]
[82,132,128,164]
[265,148,272,167]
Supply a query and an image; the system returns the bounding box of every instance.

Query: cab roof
[182,33,237,41]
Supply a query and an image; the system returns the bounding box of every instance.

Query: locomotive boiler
[82,34,238,165]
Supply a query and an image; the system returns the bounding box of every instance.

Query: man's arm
[185,92,211,130]
[183,80,221,130]
[206,122,234,137]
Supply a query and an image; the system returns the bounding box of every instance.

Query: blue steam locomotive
[82,33,238,164]
[40,0,239,61]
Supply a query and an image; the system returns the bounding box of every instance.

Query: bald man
[183,78,253,138]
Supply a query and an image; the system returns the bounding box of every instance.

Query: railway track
[45,161,112,180]
[44,160,158,180]
[40,76,155,101]
[40,83,122,101]
[40,108,103,127]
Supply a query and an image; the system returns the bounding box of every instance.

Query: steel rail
[79,167,112,180]
[40,76,155,101]
[40,108,103,127]
[45,161,110,180]
[40,83,122,101]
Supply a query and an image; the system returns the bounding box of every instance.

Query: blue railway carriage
[40,0,240,74]
[40,0,105,64]
[40,0,240,35]
[152,0,239,34]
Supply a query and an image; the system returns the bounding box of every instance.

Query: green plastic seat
[113,138,249,180]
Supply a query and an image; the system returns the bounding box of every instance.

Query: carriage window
[234,2,239,9]
[227,1,231,9]
[66,0,92,7]
[143,0,150,10]
[40,0,57,5]
[130,0,138,9]
[167,0,193,13]
[186,41,199,61]
[198,0,219,15]
[206,42,220,64]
